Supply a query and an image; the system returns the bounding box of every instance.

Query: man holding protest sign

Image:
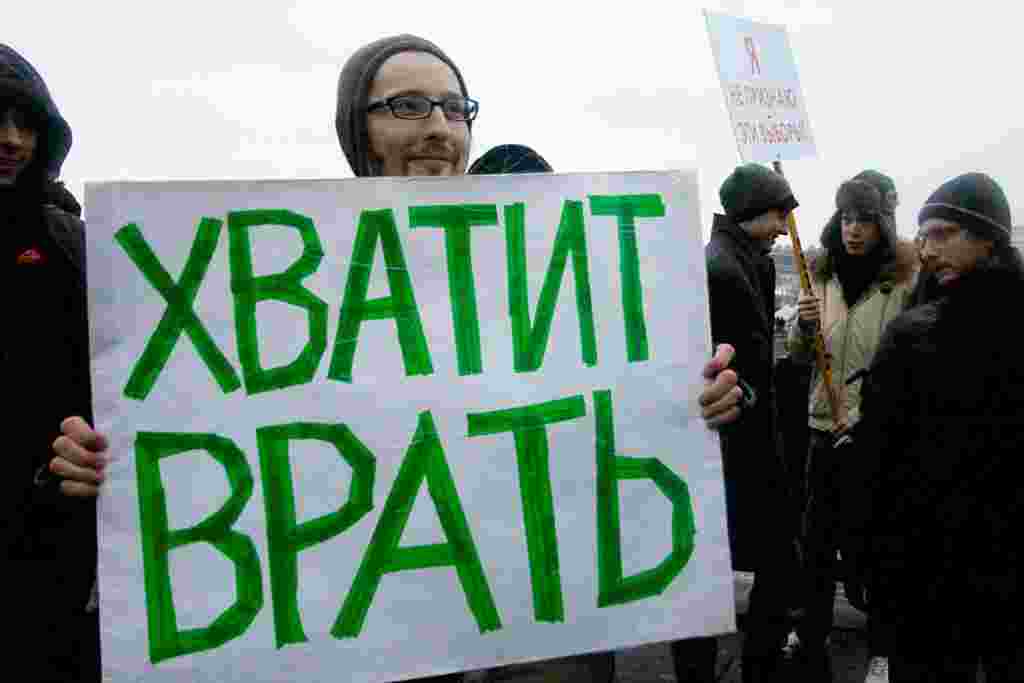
[334,33,747,682]
[42,31,745,683]
[1,43,106,682]
[334,33,742,427]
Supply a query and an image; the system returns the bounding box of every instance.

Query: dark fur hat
[822,179,898,250]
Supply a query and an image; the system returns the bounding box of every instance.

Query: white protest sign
[704,9,817,163]
[86,171,734,683]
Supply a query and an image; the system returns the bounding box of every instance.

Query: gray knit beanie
[719,163,798,224]
[335,34,470,177]
[918,173,1012,243]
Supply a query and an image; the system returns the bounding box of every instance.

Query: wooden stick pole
[772,160,845,432]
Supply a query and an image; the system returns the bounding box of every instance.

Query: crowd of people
[3,31,1020,683]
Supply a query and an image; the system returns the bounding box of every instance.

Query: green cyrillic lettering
[505,201,597,373]
[115,220,241,399]
[593,389,695,607]
[328,209,433,383]
[135,432,262,663]
[228,209,327,395]
[332,412,500,637]
[257,423,375,648]
[408,204,498,376]
[467,395,587,622]
[588,195,665,362]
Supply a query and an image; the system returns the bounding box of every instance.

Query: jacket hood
[0,44,72,182]
[812,234,917,288]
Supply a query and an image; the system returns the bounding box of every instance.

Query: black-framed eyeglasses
[366,94,479,122]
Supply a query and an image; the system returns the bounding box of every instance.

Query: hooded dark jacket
[845,252,1024,652]
[706,214,795,571]
[1,44,98,680]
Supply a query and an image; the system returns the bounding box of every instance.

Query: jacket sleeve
[785,273,823,365]
[706,253,764,338]
[25,210,98,611]
[707,261,776,427]
[839,318,916,574]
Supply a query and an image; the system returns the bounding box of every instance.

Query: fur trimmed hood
[811,236,918,288]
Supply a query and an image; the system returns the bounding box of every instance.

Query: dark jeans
[21,608,100,683]
[798,428,879,654]
[889,650,1024,682]
[670,565,795,683]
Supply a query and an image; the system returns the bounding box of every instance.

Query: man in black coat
[2,43,108,682]
[672,163,800,683]
[846,172,1024,682]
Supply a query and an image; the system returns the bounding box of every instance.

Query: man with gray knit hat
[333,34,749,683]
[844,172,1024,682]
[670,163,800,683]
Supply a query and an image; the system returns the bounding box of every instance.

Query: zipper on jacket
[836,279,883,384]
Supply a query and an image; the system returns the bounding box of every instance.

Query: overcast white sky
[8,0,1021,245]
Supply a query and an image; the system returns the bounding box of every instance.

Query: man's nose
[422,105,455,136]
[0,118,22,145]
[919,237,937,260]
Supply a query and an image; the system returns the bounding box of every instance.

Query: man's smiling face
[366,51,470,178]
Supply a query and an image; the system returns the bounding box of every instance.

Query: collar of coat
[939,261,1024,308]
[712,213,773,259]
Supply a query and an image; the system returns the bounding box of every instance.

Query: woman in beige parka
[787,172,918,681]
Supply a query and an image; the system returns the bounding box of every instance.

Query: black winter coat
[706,214,796,572]
[4,204,95,614]
[846,265,1024,652]
[2,43,97,660]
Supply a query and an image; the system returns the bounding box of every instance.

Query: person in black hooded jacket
[2,43,109,682]
[844,173,1024,682]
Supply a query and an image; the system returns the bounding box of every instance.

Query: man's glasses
[367,95,479,122]
[917,224,963,246]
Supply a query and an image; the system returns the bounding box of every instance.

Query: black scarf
[835,243,888,307]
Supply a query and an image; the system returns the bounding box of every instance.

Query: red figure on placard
[744,36,761,76]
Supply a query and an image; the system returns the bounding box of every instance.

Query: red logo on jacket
[16,248,46,265]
